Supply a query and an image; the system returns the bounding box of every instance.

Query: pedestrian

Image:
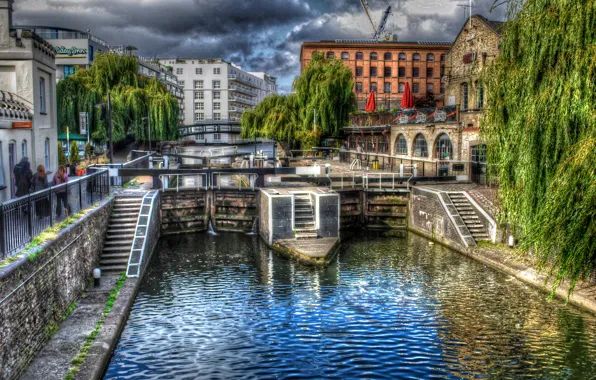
[53,165,71,218]
[14,157,32,198]
[31,165,50,219]
[356,144,363,153]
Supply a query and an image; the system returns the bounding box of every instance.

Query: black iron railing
[0,169,110,260]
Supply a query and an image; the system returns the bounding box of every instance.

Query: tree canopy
[241,52,355,147]
[57,52,179,143]
[483,0,596,292]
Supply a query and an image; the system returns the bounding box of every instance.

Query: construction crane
[360,0,392,40]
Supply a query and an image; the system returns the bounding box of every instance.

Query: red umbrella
[401,82,414,109]
[365,90,376,112]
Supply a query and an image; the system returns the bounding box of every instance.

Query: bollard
[508,235,515,248]
[93,268,101,287]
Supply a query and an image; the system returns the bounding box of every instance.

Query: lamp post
[95,92,113,164]
[141,110,152,153]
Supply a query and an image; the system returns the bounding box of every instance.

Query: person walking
[53,165,71,218]
[31,165,50,219]
[14,157,32,198]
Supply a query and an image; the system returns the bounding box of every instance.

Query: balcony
[228,74,258,88]
[229,106,248,113]
[229,96,256,106]
[230,85,258,97]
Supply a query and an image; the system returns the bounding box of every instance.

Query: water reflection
[105,232,596,379]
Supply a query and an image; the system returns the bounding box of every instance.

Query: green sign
[55,46,87,56]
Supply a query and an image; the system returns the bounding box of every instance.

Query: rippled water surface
[105,233,596,379]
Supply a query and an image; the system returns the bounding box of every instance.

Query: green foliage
[84,142,92,159]
[57,52,179,144]
[69,141,80,164]
[57,142,67,166]
[241,52,354,147]
[483,0,596,293]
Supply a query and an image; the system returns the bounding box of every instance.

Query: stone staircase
[293,193,318,240]
[447,192,490,242]
[100,196,143,274]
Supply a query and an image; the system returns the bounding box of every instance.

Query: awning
[58,133,87,141]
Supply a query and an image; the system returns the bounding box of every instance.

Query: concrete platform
[272,237,340,266]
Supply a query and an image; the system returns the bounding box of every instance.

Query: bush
[70,141,80,164]
[84,142,92,159]
[57,142,67,166]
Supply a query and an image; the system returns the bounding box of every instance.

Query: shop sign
[12,121,32,129]
[56,46,88,56]
[392,106,458,125]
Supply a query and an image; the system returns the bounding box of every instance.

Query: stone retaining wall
[0,198,113,380]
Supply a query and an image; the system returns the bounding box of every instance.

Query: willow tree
[241,52,354,148]
[482,0,596,292]
[57,52,179,144]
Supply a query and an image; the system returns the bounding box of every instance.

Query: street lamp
[95,92,113,164]
[141,111,152,153]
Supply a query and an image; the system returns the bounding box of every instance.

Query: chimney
[0,0,14,47]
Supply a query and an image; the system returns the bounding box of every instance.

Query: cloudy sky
[13,0,505,92]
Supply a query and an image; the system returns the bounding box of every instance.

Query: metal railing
[211,172,258,191]
[87,152,153,186]
[0,170,110,260]
[158,172,258,191]
[160,174,209,192]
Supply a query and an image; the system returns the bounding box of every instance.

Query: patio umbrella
[365,90,376,112]
[401,82,414,109]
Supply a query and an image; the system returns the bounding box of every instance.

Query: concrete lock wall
[409,187,467,251]
[0,198,113,380]
[314,193,340,238]
[259,190,293,245]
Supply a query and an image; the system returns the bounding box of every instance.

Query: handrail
[211,172,258,191]
[159,174,209,192]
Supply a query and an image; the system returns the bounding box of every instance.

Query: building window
[44,138,50,169]
[370,67,377,77]
[196,68,202,75]
[214,67,221,75]
[341,52,349,60]
[398,53,406,61]
[398,82,405,93]
[327,51,335,59]
[440,54,446,62]
[214,133,221,141]
[214,113,221,120]
[395,134,408,155]
[39,77,46,114]
[195,91,204,100]
[472,144,487,163]
[356,52,364,60]
[370,82,377,92]
[213,80,221,89]
[383,52,392,61]
[213,91,221,100]
[355,82,363,93]
[476,81,484,108]
[195,113,204,121]
[195,80,204,89]
[370,52,378,60]
[461,83,469,110]
[435,133,453,160]
[412,68,420,77]
[356,67,363,77]
[64,66,76,78]
[22,140,27,158]
[214,102,221,110]
[413,53,420,61]
[412,83,420,93]
[440,65,445,77]
[384,67,392,77]
[426,53,435,62]
[384,82,391,93]
[398,67,406,77]
[440,83,445,94]
[413,134,428,158]
[195,102,204,110]
[427,83,434,95]
[426,68,434,78]
[176,68,183,75]
[178,80,185,87]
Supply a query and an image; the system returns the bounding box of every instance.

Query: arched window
[413,53,421,61]
[384,52,392,61]
[341,52,349,60]
[370,52,378,60]
[426,53,435,62]
[395,134,408,155]
[398,53,406,61]
[435,133,453,160]
[326,51,335,58]
[476,81,484,109]
[461,83,469,110]
[413,134,428,157]
[356,52,364,60]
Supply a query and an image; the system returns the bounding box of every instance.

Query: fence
[339,150,472,179]
[87,152,153,186]
[0,169,110,260]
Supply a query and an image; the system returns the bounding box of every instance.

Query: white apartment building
[0,0,58,202]
[158,58,277,143]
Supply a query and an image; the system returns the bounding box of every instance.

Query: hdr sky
[13,0,505,92]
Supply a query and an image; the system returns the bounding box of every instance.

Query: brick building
[300,40,452,110]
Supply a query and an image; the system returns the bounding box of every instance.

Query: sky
[13,0,506,93]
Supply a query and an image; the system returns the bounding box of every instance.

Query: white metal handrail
[350,159,362,170]
[159,174,209,192]
[211,172,258,191]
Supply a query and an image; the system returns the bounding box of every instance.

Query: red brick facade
[300,41,452,109]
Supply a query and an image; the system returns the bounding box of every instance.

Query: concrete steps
[447,192,490,242]
[99,196,143,274]
[293,193,317,240]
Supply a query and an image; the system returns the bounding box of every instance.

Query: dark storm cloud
[13,0,505,93]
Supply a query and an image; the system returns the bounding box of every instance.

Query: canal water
[105,233,596,379]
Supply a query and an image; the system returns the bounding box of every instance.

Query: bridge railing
[0,169,110,260]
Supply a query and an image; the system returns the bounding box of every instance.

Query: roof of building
[0,91,33,121]
[475,15,505,35]
[304,40,452,47]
